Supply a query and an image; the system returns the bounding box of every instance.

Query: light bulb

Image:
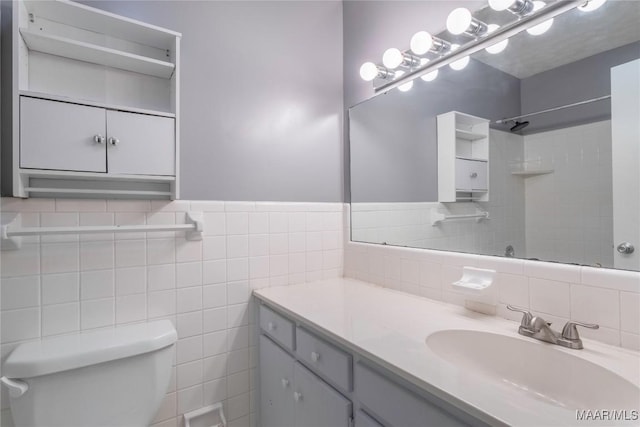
[421,70,439,82]
[382,48,404,69]
[526,1,553,35]
[359,62,379,81]
[410,31,434,55]
[578,0,606,12]
[485,24,509,54]
[446,8,473,35]
[449,56,470,71]
[418,58,439,82]
[394,71,413,92]
[488,0,516,11]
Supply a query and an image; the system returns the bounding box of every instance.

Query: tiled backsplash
[1,197,638,426]
[344,240,640,351]
[0,198,345,427]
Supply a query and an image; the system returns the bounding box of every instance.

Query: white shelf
[20,29,175,79]
[511,169,554,177]
[24,0,180,49]
[455,129,487,141]
[19,169,176,182]
[456,156,488,162]
[20,91,175,118]
[25,187,172,197]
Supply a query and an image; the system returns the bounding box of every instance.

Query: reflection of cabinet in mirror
[437,112,489,202]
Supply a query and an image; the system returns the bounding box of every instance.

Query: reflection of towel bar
[431,210,489,226]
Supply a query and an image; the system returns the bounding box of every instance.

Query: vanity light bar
[370,0,586,95]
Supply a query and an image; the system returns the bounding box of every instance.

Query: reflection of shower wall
[524,121,613,267]
[351,130,526,256]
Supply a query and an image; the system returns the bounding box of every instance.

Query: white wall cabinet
[2,0,181,199]
[20,97,107,173]
[20,97,175,177]
[437,112,490,202]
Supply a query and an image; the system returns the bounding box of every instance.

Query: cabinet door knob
[470,172,478,178]
[293,392,303,402]
[281,378,289,389]
[311,351,320,362]
[267,321,276,331]
[617,242,635,254]
[93,134,105,144]
[108,137,120,146]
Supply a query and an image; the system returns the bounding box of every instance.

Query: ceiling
[470,0,640,79]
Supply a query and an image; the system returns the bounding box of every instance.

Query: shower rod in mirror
[360,0,607,94]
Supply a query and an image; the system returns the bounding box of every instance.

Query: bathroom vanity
[255,278,640,427]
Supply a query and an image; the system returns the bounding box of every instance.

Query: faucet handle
[507,305,533,327]
[561,321,599,340]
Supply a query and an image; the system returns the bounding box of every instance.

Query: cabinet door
[356,410,384,427]
[455,159,487,191]
[20,97,106,172]
[469,161,487,190]
[106,110,175,176]
[293,362,352,427]
[260,336,295,427]
[455,158,473,191]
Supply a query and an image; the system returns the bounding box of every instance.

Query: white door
[106,110,175,176]
[20,97,107,172]
[611,59,640,270]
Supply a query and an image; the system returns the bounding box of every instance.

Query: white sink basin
[426,330,640,410]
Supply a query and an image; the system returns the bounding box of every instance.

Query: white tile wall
[524,120,613,267]
[351,129,526,258]
[345,238,640,351]
[0,198,345,427]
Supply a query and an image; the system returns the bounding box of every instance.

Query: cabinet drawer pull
[293,392,303,402]
[281,378,289,389]
[311,351,321,362]
[108,137,120,146]
[267,321,276,331]
[93,134,105,144]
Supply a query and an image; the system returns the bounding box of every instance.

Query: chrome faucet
[507,305,599,350]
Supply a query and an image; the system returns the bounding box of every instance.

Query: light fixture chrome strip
[495,95,612,123]
[373,0,585,95]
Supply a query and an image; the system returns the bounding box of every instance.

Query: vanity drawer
[355,363,468,427]
[260,305,295,351]
[296,327,352,392]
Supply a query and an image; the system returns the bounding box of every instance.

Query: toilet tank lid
[3,320,177,379]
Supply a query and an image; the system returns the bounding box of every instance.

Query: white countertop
[254,278,640,427]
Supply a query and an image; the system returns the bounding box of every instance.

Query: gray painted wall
[350,58,521,203]
[520,41,640,134]
[342,0,484,202]
[66,1,345,202]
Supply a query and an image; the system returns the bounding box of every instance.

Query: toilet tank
[2,320,177,427]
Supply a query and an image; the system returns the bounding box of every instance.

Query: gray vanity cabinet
[259,302,482,427]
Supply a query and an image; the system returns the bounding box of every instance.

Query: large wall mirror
[349,0,640,271]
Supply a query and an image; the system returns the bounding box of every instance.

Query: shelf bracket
[1,215,22,251]
[185,211,204,241]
